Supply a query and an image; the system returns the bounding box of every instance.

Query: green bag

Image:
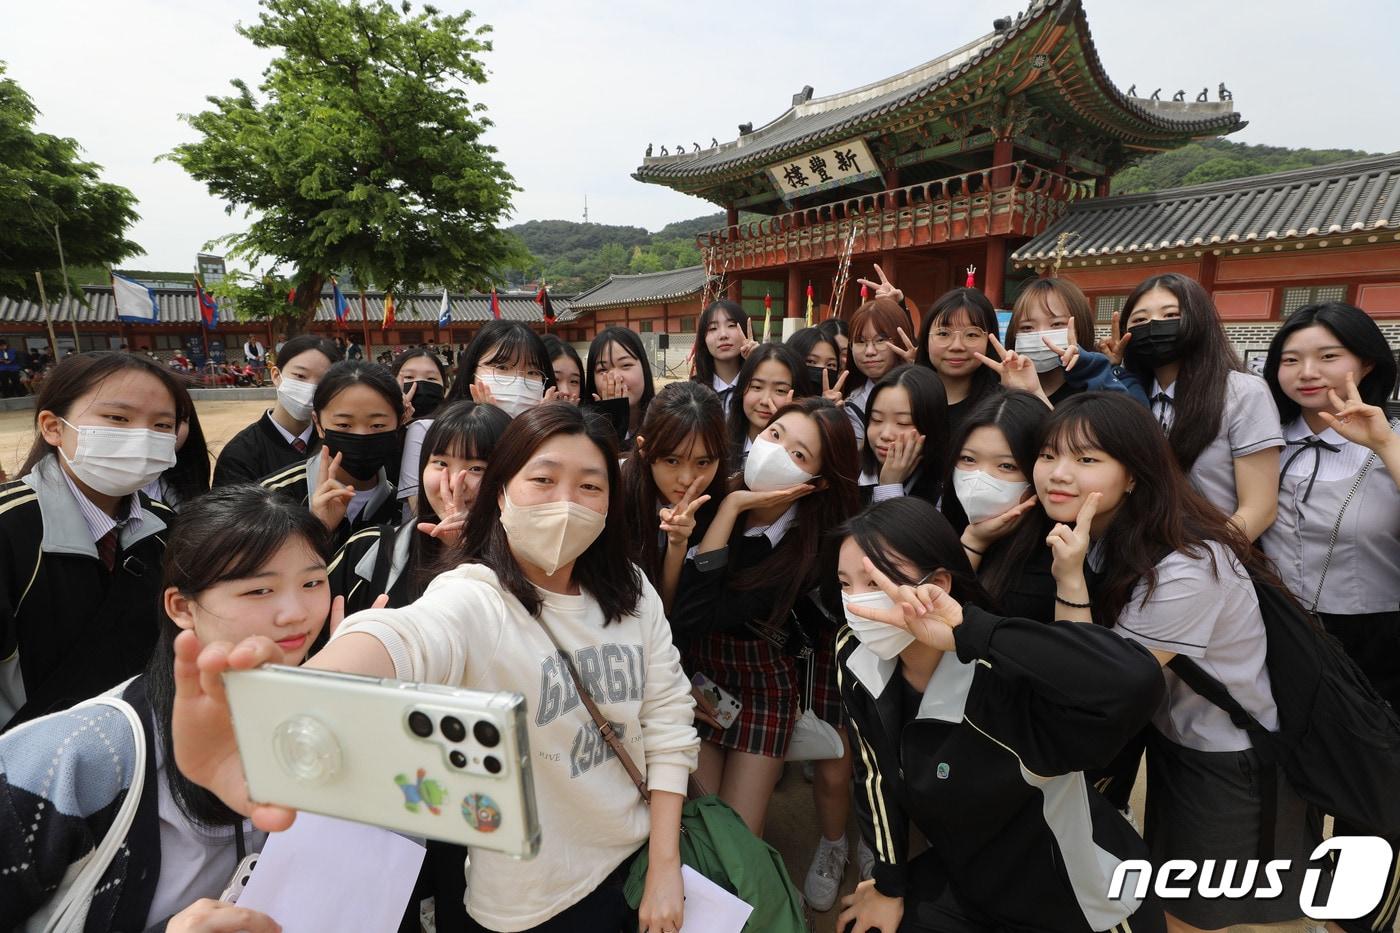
[623,795,806,933]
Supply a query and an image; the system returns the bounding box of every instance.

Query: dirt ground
[0,396,1332,931]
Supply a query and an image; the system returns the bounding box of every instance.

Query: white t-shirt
[333,563,698,930]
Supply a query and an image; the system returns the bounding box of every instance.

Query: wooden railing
[697,162,1094,269]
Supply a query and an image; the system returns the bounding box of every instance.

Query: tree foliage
[1112,139,1375,195]
[0,63,141,302]
[165,0,519,335]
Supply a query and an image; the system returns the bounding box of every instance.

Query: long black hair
[585,326,657,425]
[21,351,188,476]
[861,364,949,503]
[692,299,750,386]
[823,496,992,622]
[916,287,1002,405]
[786,326,842,377]
[725,342,815,458]
[452,404,642,623]
[940,390,1051,612]
[1117,273,1245,470]
[407,401,512,597]
[1263,301,1398,424]
[159,403,212,506]
[446,321,554,402]
[145,485,331,826]
[621,381,729,585]
[541,334,584,391]
[1040,393,1277,627]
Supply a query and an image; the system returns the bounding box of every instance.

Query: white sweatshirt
[333,562,698,931]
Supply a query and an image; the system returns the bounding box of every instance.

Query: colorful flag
[382,292,396,330]
[490,287,502,320]
[193,277,219,330]
[805,282,815,326]
[332,279,351,328]
[112,273,158,322]
[535,283,555,325]
[438,288,451,327]
[762,292,772,342]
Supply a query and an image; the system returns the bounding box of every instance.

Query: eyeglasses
[853,336,891,352]
[930,328,988,344]
[478,365,545,385]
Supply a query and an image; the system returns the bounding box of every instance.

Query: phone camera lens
[483,755,502,775]
[474,720,501,748]
[408,711,434,738]
[449,750,468,769]
[441,716,467,743]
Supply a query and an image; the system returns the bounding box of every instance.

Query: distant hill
[506,141,1385,293]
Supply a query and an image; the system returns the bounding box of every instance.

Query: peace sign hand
[846,557,962,652]
[400,381,417,426]
[739,319,760,359]
[821,367,848,405]
[1319,371,1398,454]
[658,477,712,550]
[891,327,918,364]
[310,451,355,532]
[1045,491,1101,586]
[1096,311,1133,366]
[856,264,904,305]
[1042,318,1080,373]
[976,334,1047,400]
[416,468,471,544]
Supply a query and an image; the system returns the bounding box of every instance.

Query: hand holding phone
[691,673,742,730]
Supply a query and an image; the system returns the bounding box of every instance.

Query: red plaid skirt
[686,632,798,758]
[806,626,844,727]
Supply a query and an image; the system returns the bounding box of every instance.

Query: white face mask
[953,468,1030,524]
[498,493,606,575]
[744,435,815,492]
[1013,328,1069,373]
[479,373,545,419]
[276,375,317,421]
[59,418,177,497]
[841,591,916,660]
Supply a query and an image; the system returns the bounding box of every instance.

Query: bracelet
[961,541,985,556]
[1055,594,1091,609]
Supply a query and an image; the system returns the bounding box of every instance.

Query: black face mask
[323,429,401,482]
[1124,318,1184,369]
[805,366,833,395]
[407,380,444,418]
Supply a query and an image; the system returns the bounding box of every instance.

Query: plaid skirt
[687,631,799,758]
[805,626,844,727]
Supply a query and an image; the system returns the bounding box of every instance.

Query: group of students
[0,268,1396,933]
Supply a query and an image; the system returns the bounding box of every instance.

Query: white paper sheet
[680,864,754,933]
[237,812,426,932]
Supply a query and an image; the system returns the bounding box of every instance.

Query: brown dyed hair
[844,297,916,391]
[1008,278,1095,350]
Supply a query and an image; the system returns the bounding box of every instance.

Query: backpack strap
[37,696,147,932]
[1166,654,1279,860]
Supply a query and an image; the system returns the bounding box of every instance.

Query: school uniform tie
[291,438,307,453]
[97,529,118,572]
[1280,435,1341,503]
[1151,392,1173,432]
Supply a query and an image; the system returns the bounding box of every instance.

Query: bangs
[481,331,536,369]
[1040,413,1103,456]
[204,528,319,589]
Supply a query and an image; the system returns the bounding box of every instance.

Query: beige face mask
[499,493,607,575]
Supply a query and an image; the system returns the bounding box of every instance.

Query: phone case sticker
[395,768,446,815]
[463,793,501,832]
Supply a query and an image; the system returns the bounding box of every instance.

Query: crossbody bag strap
[534,620,650,804]
[40,696,147,933]
[1307,422,1398,612]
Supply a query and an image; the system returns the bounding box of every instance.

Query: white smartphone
[223,665,541,859]
[691,672,742,729]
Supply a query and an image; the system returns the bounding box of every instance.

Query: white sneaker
[803,836,849,912]
[856,837,875,881]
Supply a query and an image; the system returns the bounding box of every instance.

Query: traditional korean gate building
[632,0,1400,367]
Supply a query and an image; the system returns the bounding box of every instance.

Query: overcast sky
[6,0,1399,272]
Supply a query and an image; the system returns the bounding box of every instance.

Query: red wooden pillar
[726,276,741,303]
[984,237,1008,308]
[726,204,738,230]
[1198,251,1219,295]
[1095,174,1111,198]
[991,138,1015,188]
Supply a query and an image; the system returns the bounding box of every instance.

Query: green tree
[0,63,141,301]
[165,0,518,337]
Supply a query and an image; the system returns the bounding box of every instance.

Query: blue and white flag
[112,273,159,322]
[438,287,451,326]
